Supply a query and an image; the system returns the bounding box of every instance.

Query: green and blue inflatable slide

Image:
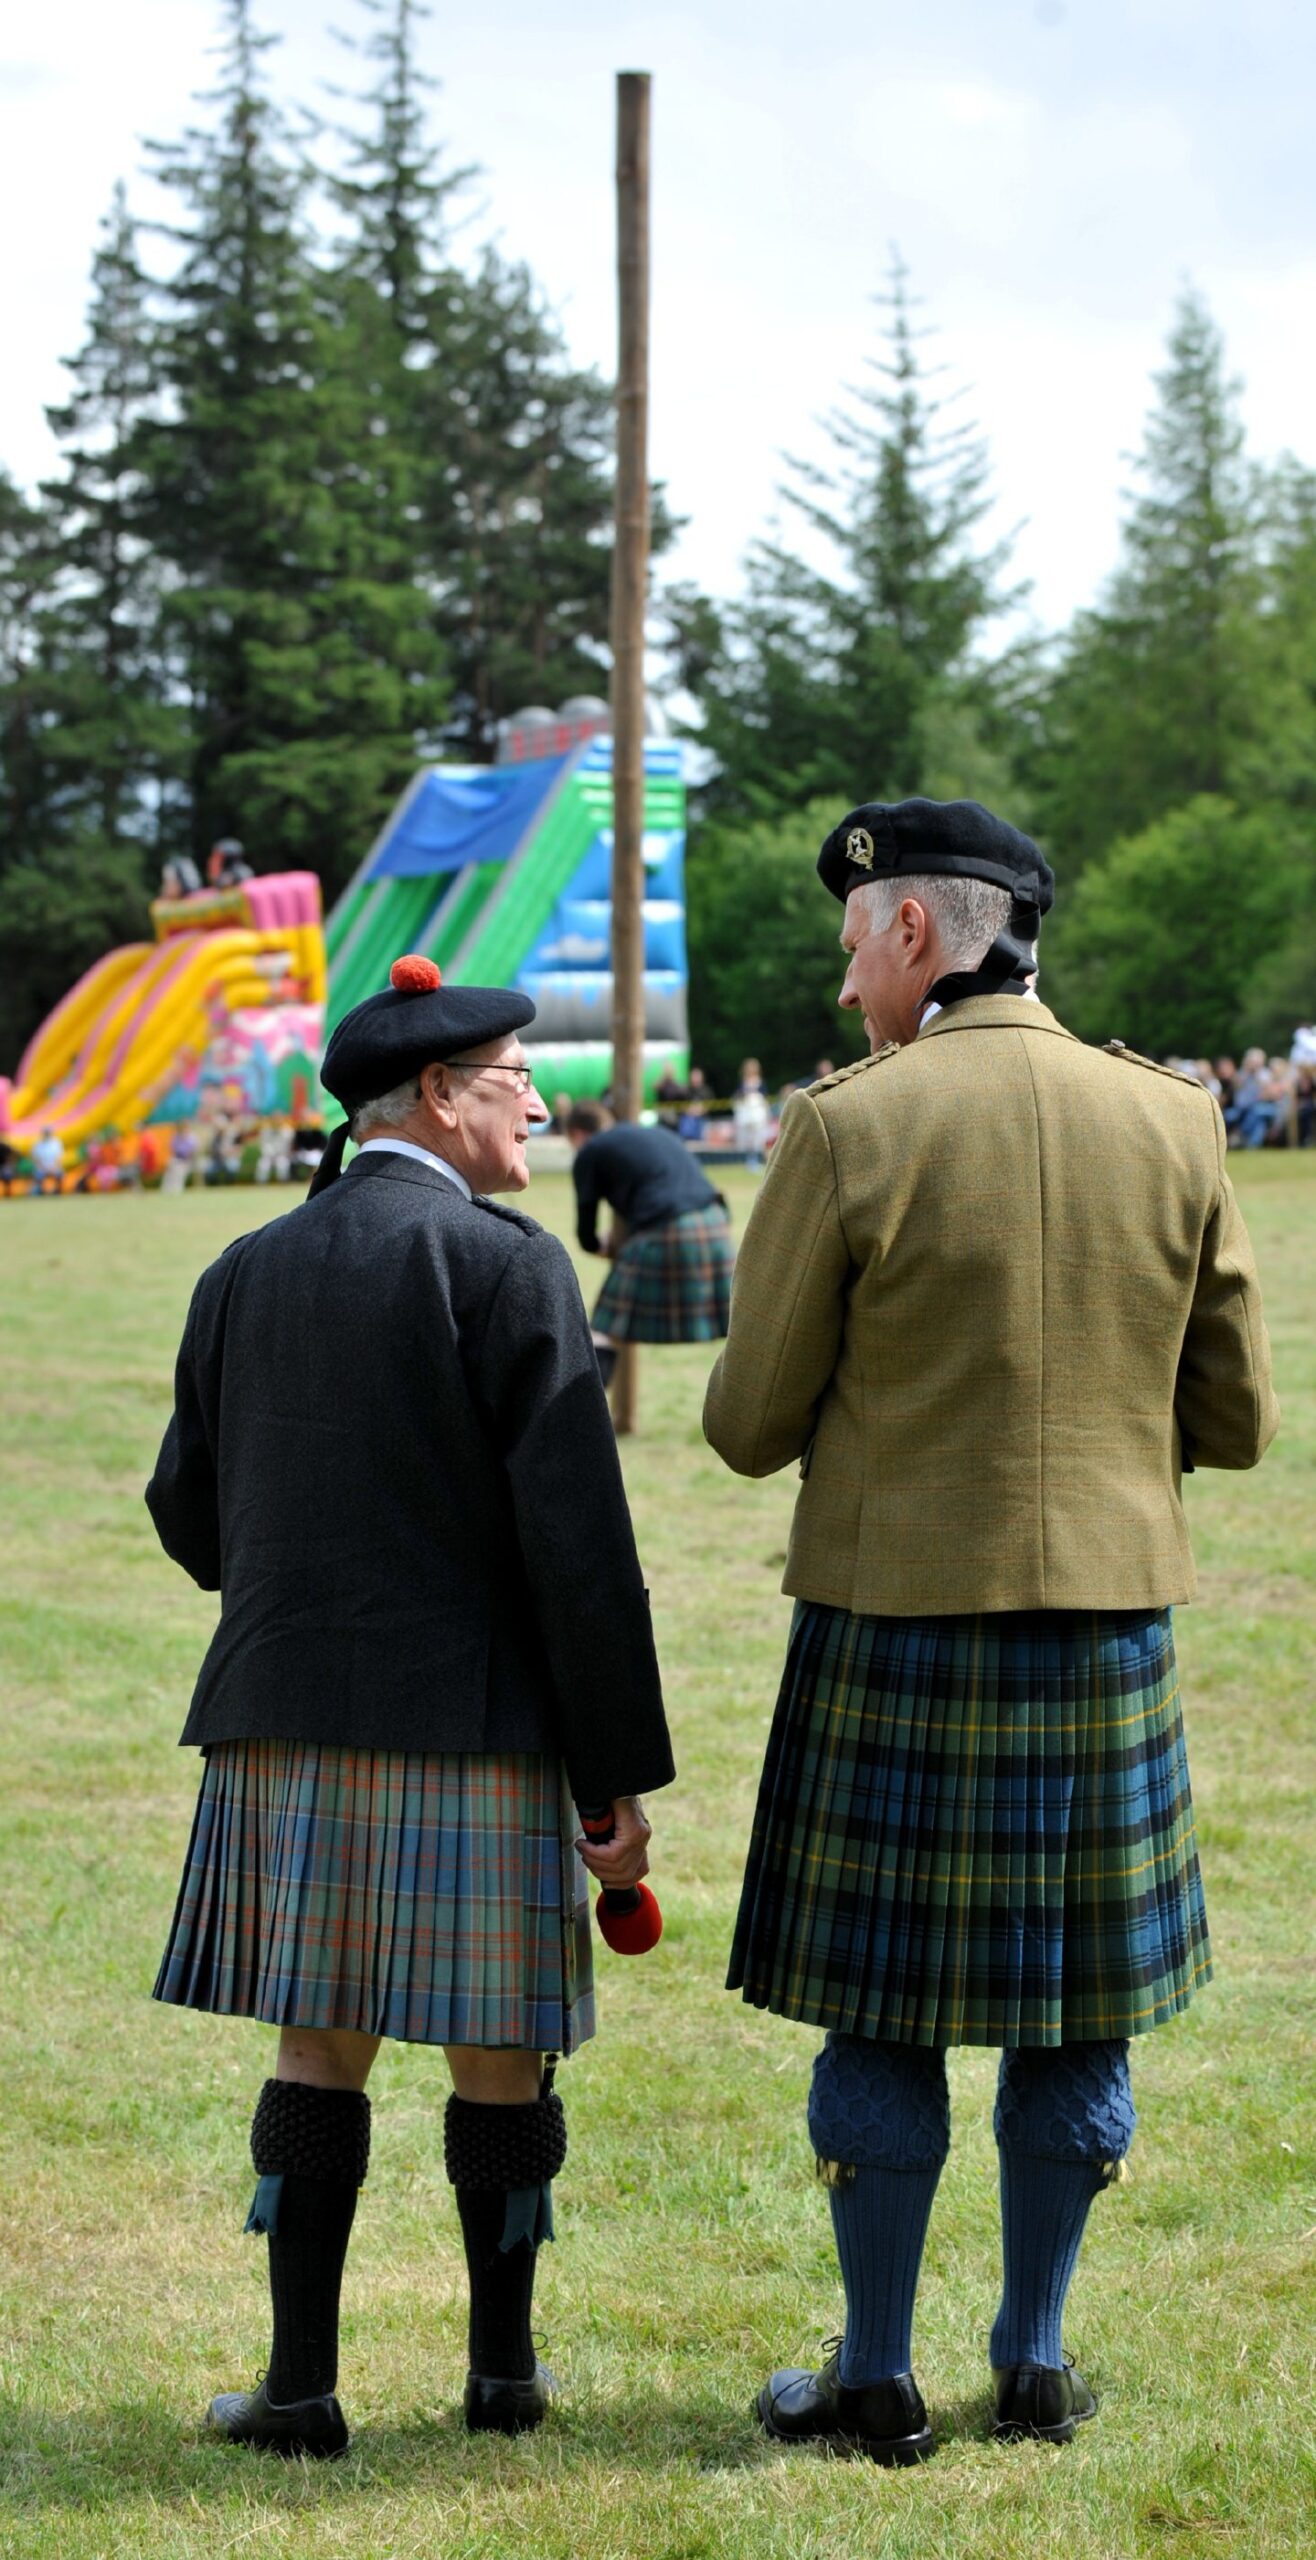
[325,736,688,1103]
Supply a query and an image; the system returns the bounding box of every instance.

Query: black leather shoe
[463,2359,556,2435]
[991,2355,1097,2445]
[205,2379,349,2458]
[757,2351,934,2464]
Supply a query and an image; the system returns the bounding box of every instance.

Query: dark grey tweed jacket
[146,1151,673,1806]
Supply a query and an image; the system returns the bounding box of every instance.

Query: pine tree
[329,0,468,343]
[38,182,186,853]
[422,250,651,758]
[686,254,1018,824]
[1029,287,1263,869]
[0,470,59,872]
[137,0,446,891]
[1247,456,1316,811]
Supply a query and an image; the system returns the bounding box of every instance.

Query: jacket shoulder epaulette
[810,1042,901,1096]
[1102,1040,1203,1087]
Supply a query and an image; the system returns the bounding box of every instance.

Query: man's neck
[358,1132,472,1198]
[375,1114,469,1184]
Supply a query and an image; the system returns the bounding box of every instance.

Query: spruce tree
[422,250,648,757]
[39,182,185,854]
[686,254,1017,823]
[138,0,445,891]
[330,0,468,343]
[329,1,641,762]
[1029,287,1263,869]
[0,471,59,873]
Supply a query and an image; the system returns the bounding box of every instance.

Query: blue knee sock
[808,2036,950,2386]
[990,2040,1135,2372]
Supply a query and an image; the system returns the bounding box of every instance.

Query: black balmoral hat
[310,955,536,1195]
[817,797,1054,925]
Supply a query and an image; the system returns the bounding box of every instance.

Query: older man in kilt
[704,800,1277,2462]
[149,957,673,2455]
[566,1100,735,1377]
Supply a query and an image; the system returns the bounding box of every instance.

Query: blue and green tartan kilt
[593,1203,735,1343]
[154,1740,596,2053]
[727,1602,1211,2048]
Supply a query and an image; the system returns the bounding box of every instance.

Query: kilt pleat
[593,1203,735,1343]
[727,1602,1211,2047]
[154,1740,595,2052]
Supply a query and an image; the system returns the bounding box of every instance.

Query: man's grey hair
[350,1076,423,1141]
[856,873,1016,972]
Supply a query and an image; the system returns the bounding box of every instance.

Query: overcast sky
[2,0,1312,642]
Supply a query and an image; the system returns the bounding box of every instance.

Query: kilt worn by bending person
[704,795,1277,2463]
[149,959,673,2456]
[567,1103,735,1366]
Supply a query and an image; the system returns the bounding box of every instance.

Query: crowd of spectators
[3,1025,1314,1196]
[1170,1039,1316,1149]
[1,1116,330,1196]
[653,1058,838,1158]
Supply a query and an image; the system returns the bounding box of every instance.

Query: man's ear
[420,1062,456,1122]
[899,896,929,955]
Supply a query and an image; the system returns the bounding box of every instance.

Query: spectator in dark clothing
[653,1068,687,1130]
[567,1101,736,1378]
[207,837,254,888]
[677,1066,709,1141]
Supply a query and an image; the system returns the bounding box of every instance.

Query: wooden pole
[609,69,651,1436]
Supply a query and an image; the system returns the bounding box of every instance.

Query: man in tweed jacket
[704,798,1276,2462]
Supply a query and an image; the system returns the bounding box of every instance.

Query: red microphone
[578,1807,663,1956]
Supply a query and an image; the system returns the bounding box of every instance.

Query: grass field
[1,1157,1313,2560]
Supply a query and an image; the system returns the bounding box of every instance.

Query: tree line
[1,0,1313,1087]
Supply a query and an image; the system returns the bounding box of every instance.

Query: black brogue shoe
[463,2358,556,2435]
[757,2350,934,2464]
[205,2378,349,2458]
[991,2355,1097,2445]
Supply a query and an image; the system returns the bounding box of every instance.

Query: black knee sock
[454,2187,539,2381]
[246,2080,372,2405]
[444,2086,568,2382]
[266,2173,360,2402]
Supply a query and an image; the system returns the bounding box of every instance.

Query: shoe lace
[818,2334,844,2364]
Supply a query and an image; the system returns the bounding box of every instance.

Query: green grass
[1,1157,1313,2559]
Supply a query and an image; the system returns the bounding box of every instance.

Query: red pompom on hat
[390,954,442,993]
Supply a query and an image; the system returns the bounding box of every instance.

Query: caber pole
[608,69,652,1435]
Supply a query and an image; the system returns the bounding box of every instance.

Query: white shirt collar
[359,1136,472,1199]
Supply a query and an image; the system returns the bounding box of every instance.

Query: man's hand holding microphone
[575,1797,662,1954]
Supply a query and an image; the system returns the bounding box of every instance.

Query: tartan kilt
[154,1740,595,2052]
[727,1602,1211,2047]
[593,1203,735,1343]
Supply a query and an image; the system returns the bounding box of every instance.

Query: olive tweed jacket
[703,999,1278,1614]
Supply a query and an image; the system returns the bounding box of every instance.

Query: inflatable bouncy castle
[0,704,689,1165]
[325,704,689,1103]
[0,872,326,1152]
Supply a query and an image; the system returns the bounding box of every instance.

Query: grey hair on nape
[856,873,1014,973]
[349,1076,424,1141]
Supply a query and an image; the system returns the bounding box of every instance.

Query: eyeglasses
[446,1060,535,1092]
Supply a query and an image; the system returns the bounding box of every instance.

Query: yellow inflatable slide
[3,874,326,1151]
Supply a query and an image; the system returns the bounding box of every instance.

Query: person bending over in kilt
[148,957,674,2457]
[566,1099,736,1382]
[704,798,1277,2463]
